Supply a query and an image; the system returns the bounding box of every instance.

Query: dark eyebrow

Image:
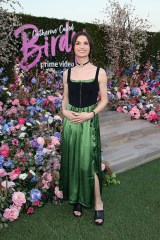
[75,40,89,44]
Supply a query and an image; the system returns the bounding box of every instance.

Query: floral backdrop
[0,64,64,227]
[0,59,159,228]
[107,60,160,124]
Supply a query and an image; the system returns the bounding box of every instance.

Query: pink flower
[12,138,19,146]
[9,167,21,181]
[33,200,40,206]
[53,115,62,121]
[12,192,26,207]
[18,118,26,125]
[42,179,49,189]
[146,110,159,121]
[3,205,20,221]
[116,91,121,99]
[129,106,140,119]
[42,172,52,182]
[30,98,36,105]
[37,137,45,145]
[117,106,123,112]
[15,149,24,157]
[12,99,20,106]
[47,96,55,102]
[0,101,3,106]
[54,187,63,199]
[0,144,10,157]
[27,207,34,214]
[51,136,60,145]
[0,169,7,177]
[2,180,15,189]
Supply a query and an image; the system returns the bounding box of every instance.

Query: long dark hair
[71,31,93,63]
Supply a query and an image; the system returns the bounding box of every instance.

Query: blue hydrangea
[30,189,42,202]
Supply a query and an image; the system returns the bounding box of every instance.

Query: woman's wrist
[91,110,96,118]
[62,109,68,115]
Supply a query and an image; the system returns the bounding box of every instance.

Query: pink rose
[3,205,20,221]
[0,169,7,177]
[0,144,10,157]
[0,101,3,106]
[12,99,20,106]
[129,106,140,119]
[12,192,26,207]
[54,187,63,199]
[18,118,26,125]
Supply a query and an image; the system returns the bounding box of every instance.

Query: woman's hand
[71,112,94,124]
[63,110,78,121]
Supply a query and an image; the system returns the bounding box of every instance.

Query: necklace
[77,60,90,67]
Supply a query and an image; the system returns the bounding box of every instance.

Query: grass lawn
[1,158,160,240]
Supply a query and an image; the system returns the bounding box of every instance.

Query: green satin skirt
[60,103,102,208]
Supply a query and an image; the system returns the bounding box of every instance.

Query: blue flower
[30,189,42,202]
[0,67,4,74]
[54,132,61,138]
[131,87,139,96]
[35,155,43,165]
[30,176,39,182]
[0,155,4,165]
[3,159,14,168]
[31,77,37,84]
[1,76,8,84]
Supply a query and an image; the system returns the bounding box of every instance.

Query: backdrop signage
[14,22,75,70]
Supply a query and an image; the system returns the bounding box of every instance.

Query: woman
[60,31,108,225]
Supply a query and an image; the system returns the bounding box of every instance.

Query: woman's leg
[94,173,103,223]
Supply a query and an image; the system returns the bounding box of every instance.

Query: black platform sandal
[73,203,82,217]
[94,210,104,225]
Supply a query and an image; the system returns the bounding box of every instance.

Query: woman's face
[74,35,90,58]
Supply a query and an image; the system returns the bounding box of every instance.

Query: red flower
[33,200,40,206]
[27,207,34,214]
[18,118,26,125]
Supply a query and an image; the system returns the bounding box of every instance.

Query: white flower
[26,122,32,126]
[7,91,12,96]
[19,173,28,180]
[35,121,40,125]
[45,112,51,118]
[19,132,26,138]
[29,170,36,176]
[21,126,26,131]
[48,116,53,124]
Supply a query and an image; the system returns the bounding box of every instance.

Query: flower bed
[107,61,160,124]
